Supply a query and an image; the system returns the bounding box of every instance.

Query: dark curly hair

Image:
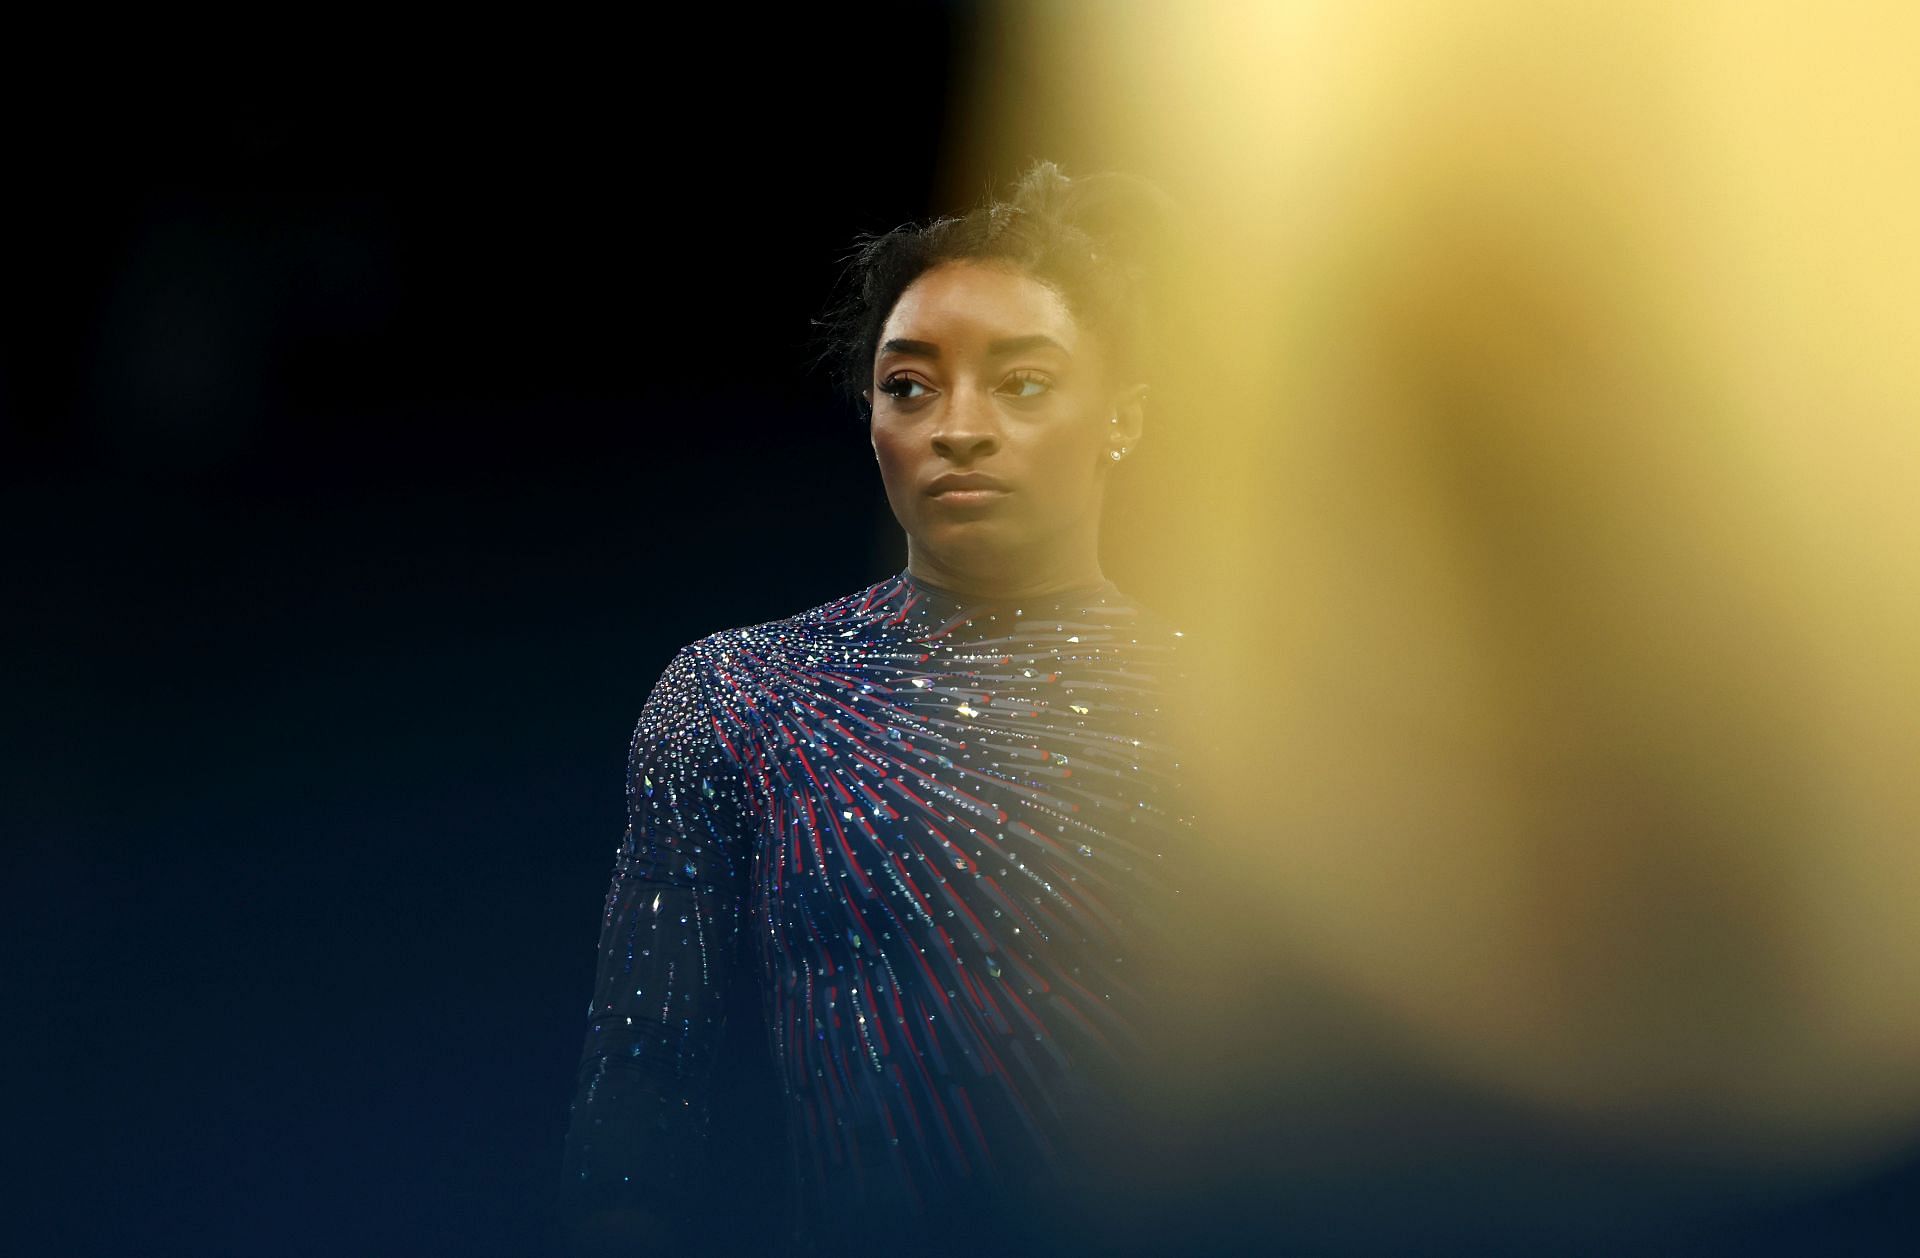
[809,159,1178,417]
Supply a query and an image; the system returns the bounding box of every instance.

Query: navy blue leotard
[562,565,1194,1251]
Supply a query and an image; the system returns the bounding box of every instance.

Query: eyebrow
[879,334,1071,359]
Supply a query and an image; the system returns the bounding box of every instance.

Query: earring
[1110,447,1126,461]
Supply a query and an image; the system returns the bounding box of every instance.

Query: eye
[877,374,932,401]
[998,371,1053,399]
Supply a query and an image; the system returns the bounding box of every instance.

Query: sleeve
[560,641,755,1238]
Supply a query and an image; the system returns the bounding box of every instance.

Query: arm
[560,642,753,1240]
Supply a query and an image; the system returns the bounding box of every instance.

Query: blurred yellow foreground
[949,0,1920,1176]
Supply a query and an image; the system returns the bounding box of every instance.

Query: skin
[864,259,1148,601]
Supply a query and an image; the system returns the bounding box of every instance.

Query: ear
[1109,381,1149,452]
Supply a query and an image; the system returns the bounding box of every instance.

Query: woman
[561,160,1194,1256]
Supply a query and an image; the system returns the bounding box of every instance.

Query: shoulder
[639,571,901,702]
[637,585,852,710]
[1111,589,1190,650]
[669,575,898,667]
[628,637,739,776]
[1105,593,1196,690]
[628,583,874,763]
[1125,598,1182,641]
[633,633,734,739]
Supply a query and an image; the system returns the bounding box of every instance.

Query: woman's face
[866,260,1139,589]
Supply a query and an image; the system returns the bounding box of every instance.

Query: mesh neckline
[896,565,1120,611]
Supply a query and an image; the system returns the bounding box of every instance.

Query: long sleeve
[560,641,754,1235]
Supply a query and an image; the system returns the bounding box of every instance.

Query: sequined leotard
[562,565,1192,1251]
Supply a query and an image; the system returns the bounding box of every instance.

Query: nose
[929,381,1001,461]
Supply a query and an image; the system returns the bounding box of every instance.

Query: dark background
[5,12,967,1255]
[8,11,1920,1256]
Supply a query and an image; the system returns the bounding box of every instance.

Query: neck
[904,541,1107,603]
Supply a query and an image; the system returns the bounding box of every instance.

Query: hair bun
[1003,159,1179,289]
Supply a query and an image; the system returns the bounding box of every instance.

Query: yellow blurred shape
[955,0,1920,1166]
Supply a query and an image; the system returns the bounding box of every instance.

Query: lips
[926,472,1010,496]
